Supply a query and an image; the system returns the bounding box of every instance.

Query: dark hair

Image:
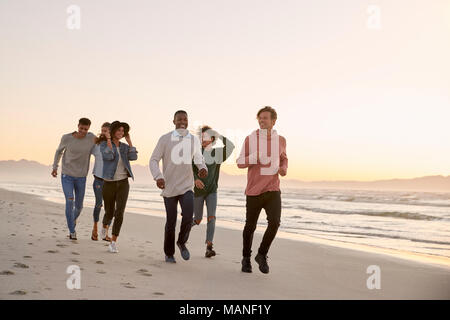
[201,125,216,143]
[95,122,111,144]
[79,117,91,126]
[110,121,130,140]
[174,110,188,119]
[256,106,277,120]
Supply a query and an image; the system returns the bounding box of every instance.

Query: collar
[172,129,192,139]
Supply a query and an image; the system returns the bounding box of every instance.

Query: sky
[1,0,449,181]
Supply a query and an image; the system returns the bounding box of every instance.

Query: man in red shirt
[237,106,288,274]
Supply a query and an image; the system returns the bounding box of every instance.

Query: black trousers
[242,191,281,257]
[102,178,129,237]
[163,190,194,256]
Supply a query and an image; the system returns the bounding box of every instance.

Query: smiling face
[173,112,188,129]
[113,126,124,140]
[101,126,109,136]
[258,111,276,130]
[77,124,90,137]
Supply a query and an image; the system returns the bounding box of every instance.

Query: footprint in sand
[70,259,79,263]
[0,270,15,275]
[121,282,136,289]
[95,261,104,264]
[10,234,16,236]
[153,292,164,296]
[56,244,68,248]
[46,250,59,254]
[13,263,29,269]
[96,270,106,274]
[138,254,145,258]
[71,252,80,255]
[28,243,33,245]
[137,269,152,277]
[23,256,32,259]
[10,290,26,295]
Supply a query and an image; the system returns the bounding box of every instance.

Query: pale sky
[1,0,449,181]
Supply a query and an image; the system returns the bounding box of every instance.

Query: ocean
[1,181,449,258]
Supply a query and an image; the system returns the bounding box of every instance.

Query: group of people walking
[51,106,287,274]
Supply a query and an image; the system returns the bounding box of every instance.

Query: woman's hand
[125,133,133,147]
[195,179,205,189]
[105,131,113,149]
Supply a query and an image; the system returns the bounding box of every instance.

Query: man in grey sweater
[51,118,96,240]
[150,110,208,263]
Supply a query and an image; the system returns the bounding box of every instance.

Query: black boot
[241,256,252,273]
[205,244,216,258]
[255,253,269,274]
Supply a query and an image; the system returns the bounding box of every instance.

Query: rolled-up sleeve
[128,146,138,161]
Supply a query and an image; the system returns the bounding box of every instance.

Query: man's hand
[156,178,165,189]
[51,169,57,178]
[198,168,208,178]
[195,179,205,189]
[278,167,287,177]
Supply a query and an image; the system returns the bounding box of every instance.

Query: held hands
[198,168,208,179]
[156,178,165,189]
[51,169,57,178]
[195,179,205,189]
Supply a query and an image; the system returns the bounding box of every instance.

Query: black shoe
[241,257,252,273]
[205,244,216,258]
[177,242,190,260]
[255,253,269,274]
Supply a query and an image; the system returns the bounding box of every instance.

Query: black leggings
[243,191,281,257]
[102,178,129,237]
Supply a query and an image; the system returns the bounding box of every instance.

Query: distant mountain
[0,159,448,192]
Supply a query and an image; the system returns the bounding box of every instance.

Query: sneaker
[177,242,190,260]
[69,232,77,240]
[241,257,252,273]
[101,227,107,240]
[108,241,119,253]
[205,244,216,258]
[255,253,269,274]
[165,255,176,263]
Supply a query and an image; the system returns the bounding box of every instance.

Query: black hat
[110,121,130,137]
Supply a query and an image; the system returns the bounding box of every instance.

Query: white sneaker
[108,241,119,253]
[101,227,107,240]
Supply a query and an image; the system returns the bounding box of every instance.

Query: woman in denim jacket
[100,121,138,253]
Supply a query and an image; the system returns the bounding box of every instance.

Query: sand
[0,188,449,299]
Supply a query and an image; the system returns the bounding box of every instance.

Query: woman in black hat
[100,121,138,253]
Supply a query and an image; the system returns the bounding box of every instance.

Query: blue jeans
[163,190,194,256]
[193,192,217,244]
[93,177,104,223]
[61,174,87,234]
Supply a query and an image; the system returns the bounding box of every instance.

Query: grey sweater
[52,132,96,177]
[150,130,207,198]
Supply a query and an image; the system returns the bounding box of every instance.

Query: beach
[0,187,449,299]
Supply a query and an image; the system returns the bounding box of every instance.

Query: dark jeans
[163,190,194,256]
[92,176,104,223]
[102,178,129,237]
[242,190,281,257]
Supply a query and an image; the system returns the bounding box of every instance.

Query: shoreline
[1,187,449,299]
[5,187,450,270]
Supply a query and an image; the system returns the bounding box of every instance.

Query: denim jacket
[100,141,138,180]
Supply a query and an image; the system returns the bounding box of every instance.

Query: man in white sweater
[150,110,208,263]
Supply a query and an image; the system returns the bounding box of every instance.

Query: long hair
[95,122,111,144]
